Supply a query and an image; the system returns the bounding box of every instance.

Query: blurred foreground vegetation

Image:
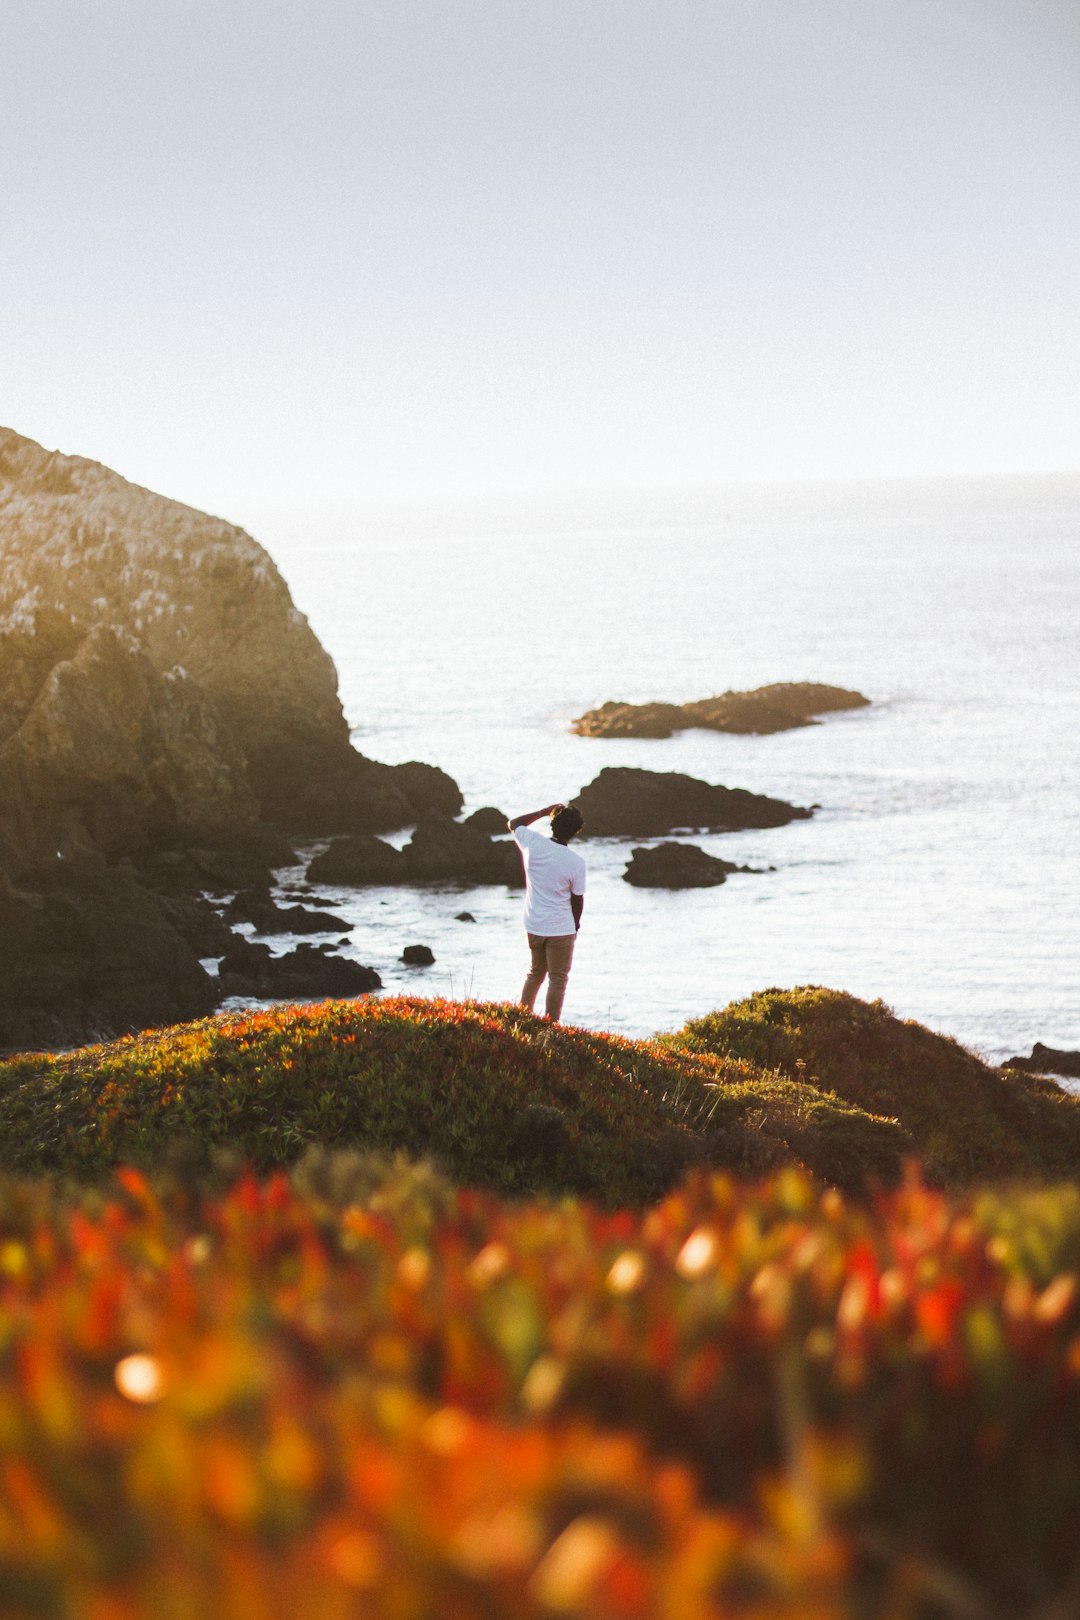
[1,990,1079,1617]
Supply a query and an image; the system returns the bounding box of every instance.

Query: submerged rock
[573,767,811,838]
[572,682,870,739]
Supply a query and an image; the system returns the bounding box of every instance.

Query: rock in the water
[402,944,435,966]
[455,911,476,922]
[464,806,510,834]
[261,945,380,998]
[572,683,870,739]
[307,836,407,885]
[219,937,379,999]
[572,701,689,740]
[310,818,523,888]
[623,843,743,888]
[402,817,524,886]
[293,754,462,837]
[217,936,275,994]
[224,888,349,934]
[573,767,811,838]
[264,904,351,935]
[1002,1043,1080,1080]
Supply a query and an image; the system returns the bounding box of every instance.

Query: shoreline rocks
[572,767,811,838]
[308,816,523,889]
[623,843,759,888]
[463,805,509,835]
[224,887,351,935]
[572,682,870,739]
[218,938,381,1000]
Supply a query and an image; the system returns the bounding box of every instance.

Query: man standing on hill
[508,801,586,1022]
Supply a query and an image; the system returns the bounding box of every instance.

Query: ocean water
[251,476,1080,1066]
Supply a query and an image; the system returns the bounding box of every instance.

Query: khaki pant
[521,932,576,1022]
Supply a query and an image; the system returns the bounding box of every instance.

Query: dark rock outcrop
[307,836,407,886]
[133,833,298,897]
[402,944,435,966]
[572,682,870,739]
[264,945,380,998]
[308,817,523,889]
[293,755,461,838]
[224,888,350,935]
[403,817,523,886]
[1003,1044,1080,1080]
[464,806,510,835]
[218,937,380,999]
[0,862,218,1053]
[573,768,811,838]
[623,843,748,888]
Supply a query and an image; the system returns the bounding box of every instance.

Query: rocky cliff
[0,427,459,848]
[0,427,461,1050]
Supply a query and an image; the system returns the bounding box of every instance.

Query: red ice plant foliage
[1,1160,1080,1615]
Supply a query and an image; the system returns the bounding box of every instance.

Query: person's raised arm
[508,802,564,832]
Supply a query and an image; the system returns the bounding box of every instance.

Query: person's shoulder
[513,823,540,845]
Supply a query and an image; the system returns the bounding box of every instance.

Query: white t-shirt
[513,824,586,937]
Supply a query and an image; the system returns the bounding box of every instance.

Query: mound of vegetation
[0,997,912,1200]
[3,1157,1080,1617]
[672,986,1080,1184]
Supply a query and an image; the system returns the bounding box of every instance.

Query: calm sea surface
[250,477,1080,1066]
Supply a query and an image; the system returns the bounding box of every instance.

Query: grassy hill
[0,996,915,1201]
[3,991,1077,1202]
[670,986,1080,1184]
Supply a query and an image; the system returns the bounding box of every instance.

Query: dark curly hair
[550,805,584,843]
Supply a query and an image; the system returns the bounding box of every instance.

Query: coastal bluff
[0,427,457,847]
[0,427,458,1049]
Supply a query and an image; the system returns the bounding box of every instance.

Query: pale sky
[3,0,1079,518]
